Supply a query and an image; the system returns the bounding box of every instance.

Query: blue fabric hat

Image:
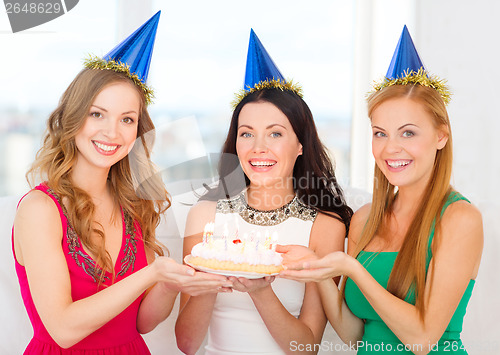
[243,29,285,91]
[385,25,425,80]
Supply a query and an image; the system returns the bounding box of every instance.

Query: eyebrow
[91,105,137,115]
[238,124,287,130]
[398,123,419,130]
[371,123,419,131]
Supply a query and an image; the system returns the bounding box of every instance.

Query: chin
[248,176,281,188]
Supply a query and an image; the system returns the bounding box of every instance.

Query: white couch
[1,190,498,354]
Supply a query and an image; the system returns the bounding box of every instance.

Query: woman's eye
[122,117,135,124]
[90,112,102,119]
[402,131,414,138]
[373,131,386,138]
[270,132,282,138]
[240,132,252,138]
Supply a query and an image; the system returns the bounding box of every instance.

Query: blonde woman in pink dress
[12,12,230,354]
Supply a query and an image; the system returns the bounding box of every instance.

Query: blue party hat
[232,29,302,107]
[385,25,424,80]
[104,11,160,84]
[84,11,161,104]
[371,25,451,105]
[244,29,285,91]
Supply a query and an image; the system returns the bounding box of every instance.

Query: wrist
[157,281,181,295]
[142,262,161,288]
[248,284,273,299]
[343,254,361,280]
[150,257,186,295]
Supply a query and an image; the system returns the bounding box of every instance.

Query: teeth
[250,161,276,167]
[94,141,119,152]
[387,160,410,168]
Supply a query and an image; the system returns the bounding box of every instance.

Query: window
[0,0,355,196]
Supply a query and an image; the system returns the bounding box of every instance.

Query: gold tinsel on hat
[84,55,155,105]
[370,68,451,105]
[231,78,303,108]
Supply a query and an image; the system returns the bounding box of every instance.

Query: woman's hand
[152,257,233,296]
[228,276,275,294]
[275,244,319,269]
[280,251,353,283]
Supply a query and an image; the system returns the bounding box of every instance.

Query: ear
[436,128,449,150]
[298,143,303,156]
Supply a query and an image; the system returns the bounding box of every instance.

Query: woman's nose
[252,136,268,153]
[102,119,118,139]
[384,136,403,154]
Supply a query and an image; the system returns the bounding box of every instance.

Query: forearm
[136,282,179,334]
[250,286,321,355]
[175,293,217,354]
[348,262,433,350]
[45,264,156,348]
[317,278,364,345]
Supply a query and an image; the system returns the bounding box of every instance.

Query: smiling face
[236,101,303,189]
[371,97,448,191]
[74,81,141,173]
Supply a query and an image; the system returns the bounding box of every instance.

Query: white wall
[414,0,500,206]
[414,1,500,353]
[352,0,499,206]
[350,0,417,191]
[351,1,500,353]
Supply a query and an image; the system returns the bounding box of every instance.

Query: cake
[186,223,283,275]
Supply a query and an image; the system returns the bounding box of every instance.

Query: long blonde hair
[343,84,453,316]
[27,68,169,282]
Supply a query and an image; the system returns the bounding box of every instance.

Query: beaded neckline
[43,185,138,283]
[216,191,317,226]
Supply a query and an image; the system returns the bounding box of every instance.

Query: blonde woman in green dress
[279,26,483,354]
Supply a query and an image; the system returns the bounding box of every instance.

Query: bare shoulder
[443,199,482,221]
[184,200,217,239]
[437,198,483,278]
[346,203,372,251]
[310,212,347,255]
[351,203,372,225]
[441,199,483,242]
[312,212,346,236]
[187,199,217,216]
[15,189,60,227]
[350,203,372,235]
[14,189,63,265]
[186,200,217,224]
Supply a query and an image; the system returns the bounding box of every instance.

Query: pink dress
[12,183,151,354]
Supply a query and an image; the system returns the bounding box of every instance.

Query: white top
[205,191,317,354]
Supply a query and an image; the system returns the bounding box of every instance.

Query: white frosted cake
[187,224,283,275]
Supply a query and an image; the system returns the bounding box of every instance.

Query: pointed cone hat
[243,29,285,90]
[104,10,160,84]
[371,25,451,105]
[232,29,302,107]
[84,11,161,104]
[385,25,425,79]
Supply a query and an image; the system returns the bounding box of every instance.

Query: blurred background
[1,0,499,354]
[2,0,497,207]
[0,0,355,197]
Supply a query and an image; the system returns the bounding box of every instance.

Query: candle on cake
[202,222,214,246]
[223,223,229,251]
[271,232,278,251]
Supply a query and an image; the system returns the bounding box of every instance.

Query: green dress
[345,192,475,354]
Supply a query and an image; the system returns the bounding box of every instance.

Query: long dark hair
[201,88,352,234]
